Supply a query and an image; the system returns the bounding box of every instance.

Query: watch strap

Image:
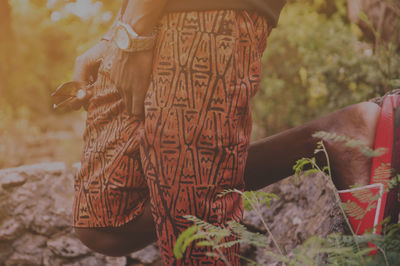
[101,35,112,42]
[115,21,156,52]
[124,36,156,52]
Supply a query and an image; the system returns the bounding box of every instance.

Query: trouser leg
[141,10,270,265]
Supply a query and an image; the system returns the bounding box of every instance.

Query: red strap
[339,96,399,236]
[369,95,398,234]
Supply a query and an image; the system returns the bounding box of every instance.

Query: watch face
[115,27,130,50]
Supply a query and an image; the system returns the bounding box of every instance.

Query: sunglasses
[51,81,92,109]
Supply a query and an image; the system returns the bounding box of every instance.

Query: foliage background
[0,0,399,167]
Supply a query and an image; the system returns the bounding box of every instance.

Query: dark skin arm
[245,102,379,191]
[65,6,122,110]
[69,0,169,115]
[102,0,169,117]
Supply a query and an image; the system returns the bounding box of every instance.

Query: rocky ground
[0,162,348,265]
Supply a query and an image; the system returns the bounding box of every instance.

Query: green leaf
[183,234,206,254]
[196,240,213,247]
[173,225,198,259]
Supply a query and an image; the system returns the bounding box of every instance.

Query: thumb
[131,93,145,120]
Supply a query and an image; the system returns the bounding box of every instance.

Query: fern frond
[242,191,279,211]
[174,225,199,259]
[235,254,260,266]
[228,221,268,248]
[387,174,400,190]
[196,240,213,247]
[205,252,221,259]
[312,131,387,157]
[183,233,208,255]
[293,157,317,183]
[214,239,242,249]
[183,215,221,232]
[218,189,241,198]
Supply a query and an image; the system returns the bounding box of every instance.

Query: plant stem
[205,234,232,266]
[377,246,389,266]
[319,141,366,265]
[238,190,285,257]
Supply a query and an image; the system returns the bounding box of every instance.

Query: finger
[131,94,145,120]
[114,84,126,110]
[88,58,103,84]
[115,83,130,115]
[69,98,83,111]
[65,90,85,110]
[74,56,102,86]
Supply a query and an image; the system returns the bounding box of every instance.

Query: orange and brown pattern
[141,10,269,265]
[73,73,149,228]
[73,9,269,265]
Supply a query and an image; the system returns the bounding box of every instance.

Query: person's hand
[104,44,153,119]
[67,40,109,110]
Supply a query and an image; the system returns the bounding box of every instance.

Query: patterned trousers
[73,9,269,265]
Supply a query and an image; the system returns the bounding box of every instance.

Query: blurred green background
[0,0,399,168]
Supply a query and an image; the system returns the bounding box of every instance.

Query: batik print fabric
[141,10,269,265]
[73,71,149,228]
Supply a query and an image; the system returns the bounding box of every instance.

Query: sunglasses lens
[53,81,81,97]
[52,81,85,108]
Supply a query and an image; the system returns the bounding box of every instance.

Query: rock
[47,235,90,258]
[0,243,13,263]
[0,218,23,241]
[29,173,73,235]
[105,256,127,266]
[5,253,42,266]
[0,162,348,265]
[130,244,161,264]
[8,233,47,266]
[42,249,65,266]
[63,256,105,266]
[31,213,70,236]
[0,173,26,189]
[0,162,66,182]
[13,233,47,255]
[243,173,348,264]
[0,162,140,266]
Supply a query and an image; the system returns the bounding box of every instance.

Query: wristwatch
[113,21,156,52]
